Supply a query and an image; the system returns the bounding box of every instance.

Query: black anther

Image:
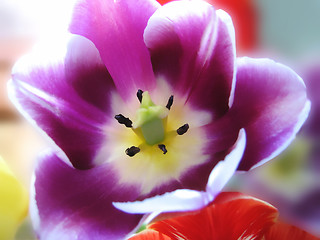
[125,146,140,157]
[177,123,189,135]
[137,89,143,103]
[115,114,132,128]
[158,144,168,154]
[166,95,174,110]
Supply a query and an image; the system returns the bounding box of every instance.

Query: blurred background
[0,0,319,238]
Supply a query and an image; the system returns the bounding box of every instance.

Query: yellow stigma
[133,91,169,145]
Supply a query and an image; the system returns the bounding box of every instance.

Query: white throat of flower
[97,80,212,195]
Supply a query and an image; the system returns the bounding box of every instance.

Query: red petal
[156,0,170,4]
[148,192,278,240]
[211,0,258,52]
[265,222,320,240]
[157,0,213,4]
[129,229,172,240]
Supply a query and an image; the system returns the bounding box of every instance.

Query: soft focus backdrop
[0,0,319,238]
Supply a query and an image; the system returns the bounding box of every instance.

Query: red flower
[130,192,319,240]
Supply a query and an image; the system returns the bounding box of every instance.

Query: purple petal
[300,62,320,139]
[229,57,311,170]
[70,0,159,100]
[144,1,236,117]
[8,34,114,169]
[182,113,244,192]
[30,150,144,240]
[113,129,246,214]
[206,129,246,197]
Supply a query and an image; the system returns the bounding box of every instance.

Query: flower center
[100,81,211,194]
[115,90,189,157]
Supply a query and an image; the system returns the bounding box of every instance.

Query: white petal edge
[206,128,246,196]
[29,168,40,232]
[216,9,237,108]
[113,129,246,214]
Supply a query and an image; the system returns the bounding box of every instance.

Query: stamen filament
[115,114,132,128]
[177,123,189,135]
[125,146,140,157]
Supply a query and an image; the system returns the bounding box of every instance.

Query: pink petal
[229,57,310,170]
[30,150,144,240]
[8,34,114,169]
[144,1,236,118]
[70,0,160,100]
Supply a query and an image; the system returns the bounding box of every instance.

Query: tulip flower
[0,157,28,240]
[130,192,319,240]
[8,0,309,239]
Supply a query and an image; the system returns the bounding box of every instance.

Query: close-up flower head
[5,0,312,239]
